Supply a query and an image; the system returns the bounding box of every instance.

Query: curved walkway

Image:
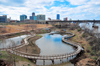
[7,32,82,60]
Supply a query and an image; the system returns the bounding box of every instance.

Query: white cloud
[0,0,100,20]
[0,0,7,2]
[66,0,88,5]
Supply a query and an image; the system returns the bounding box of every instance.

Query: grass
[77,28,81,32]
[82,33,86,37]
[0,51,32,62]
[42,30,47,33]
[36,34,42,37]
[90,56,98,60]
[16,33,20,35]
[11,54,31,62]
[81,44,85,47]
[67,29,94,58]
[0,22,29,25]
[0,51,9,60]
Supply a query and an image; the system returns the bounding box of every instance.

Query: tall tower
[32,12,35,16]
[57,14,60,20]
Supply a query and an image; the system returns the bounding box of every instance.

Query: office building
[20,15,27,21]
[30,16,37,20]
[64,17,67,21]
[30,16,32,20]
[0,15,7,22]
[37,15,45,21]
[33,16,37,20]
[57,14,60,20]
[32,12,35,16]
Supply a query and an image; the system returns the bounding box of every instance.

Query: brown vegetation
[0,24,52,35]
[16,35,41,54]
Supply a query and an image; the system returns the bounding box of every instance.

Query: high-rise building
[30,16,32,20]
[32,12,35,16]
[64,17,67,21]
[57,14,60,20]
[30,16,37,20]
[20,15,27,21]
[37,15,45,21]
[33,16,37,20]
[0,15,7,22]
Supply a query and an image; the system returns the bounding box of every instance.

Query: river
[79,22,100,33]
[35,33,75,66]
[0,35,30,48]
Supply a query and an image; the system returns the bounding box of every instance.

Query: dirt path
[16,35,41,54]
[16,61,36,66]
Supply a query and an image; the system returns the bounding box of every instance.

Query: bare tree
[8,27,11,32]
[0,26,7,33]
[30,24,36,30]
[10,40,17,66]
[25,25,29,31]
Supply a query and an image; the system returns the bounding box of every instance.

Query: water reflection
[0,35,30,48]
[79,22,100,33]
[35,33,75,66]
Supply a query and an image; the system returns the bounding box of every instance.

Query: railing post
[43,60,45,65]
[52,59,54,64]
[67,57,68,61]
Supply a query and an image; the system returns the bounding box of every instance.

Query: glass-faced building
[32,12,35,16]
[0,15,7,22]
[33,16,37,20]
[57,14,60,20]
[30,16,37,20]
[20,15,27,21]
[37,15,45,21]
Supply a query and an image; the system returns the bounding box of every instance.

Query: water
[35,33,75,66]
[0,35,30,48]
[79,22,100,33]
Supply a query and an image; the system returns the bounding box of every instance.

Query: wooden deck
[3,32,82,60]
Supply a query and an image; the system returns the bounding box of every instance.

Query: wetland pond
[35,33,75,66]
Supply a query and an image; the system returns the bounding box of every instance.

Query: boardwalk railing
[2,32,82,60]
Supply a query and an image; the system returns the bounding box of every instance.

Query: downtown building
[37,14,45,21]
[57,14,60,20]
[30,12,37,20]
[30,12,45,21]
[20,15,27,21]
[0,15,7,22]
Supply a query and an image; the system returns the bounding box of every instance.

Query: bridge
[1,32,82,65]
[46,20,100,23]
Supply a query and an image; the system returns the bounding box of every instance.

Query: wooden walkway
[4,32,82,60]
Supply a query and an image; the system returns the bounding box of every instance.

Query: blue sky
[0,0,100,20]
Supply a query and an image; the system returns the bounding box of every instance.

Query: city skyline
[0,0,100,20]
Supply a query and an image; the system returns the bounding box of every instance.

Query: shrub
[42,30,46,33]
[82,33,86,37]
[77,28,81,32]
[93,56,97,60]
[28,64,31,66]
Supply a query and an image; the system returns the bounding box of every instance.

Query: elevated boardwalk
[1,32,82,64]
[9,32,82,59]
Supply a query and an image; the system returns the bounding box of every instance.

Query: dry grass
[16,35,41,54]
[16,61,36,66]
[0,24,52,35]
[67,29,90,54]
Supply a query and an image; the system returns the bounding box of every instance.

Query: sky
[0,0,100,20]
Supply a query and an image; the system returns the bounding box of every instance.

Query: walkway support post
[43,60,45,65]
[33,59,37,64]
[52,60,54,64]
[60,59,63,63]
